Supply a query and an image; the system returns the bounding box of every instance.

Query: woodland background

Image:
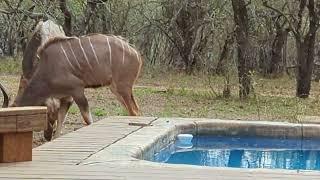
[2,1,320,123]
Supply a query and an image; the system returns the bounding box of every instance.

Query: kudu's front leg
[72,89,93,125]
[54,97,73,139]
[44,115,56,141]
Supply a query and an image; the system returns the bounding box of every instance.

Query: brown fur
[13,20,72,141]
[14,33,143,130]
[38,36,77,56]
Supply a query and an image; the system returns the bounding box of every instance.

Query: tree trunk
[216,33,234,75]
[232,0,251,99]
[282,33,288,74]
[296,38,315,98]
[166,0,208,74]
[59,0,72,36]
[85,1,98,34]
[268,27,289,77]
[101,12,108,34]
[295,0,318,98]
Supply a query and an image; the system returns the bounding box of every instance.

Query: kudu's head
[11,20,66,107]
[0,21,44,108]
[1,20,66,142]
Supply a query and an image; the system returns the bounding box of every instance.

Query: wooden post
[0,107,47,163]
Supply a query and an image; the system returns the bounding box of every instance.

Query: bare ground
[1,72,320,147]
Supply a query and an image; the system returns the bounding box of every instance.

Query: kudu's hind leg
[130,94,139,115]
[54,97,73,139]
[72,90,93,125]
[110,85,139,116]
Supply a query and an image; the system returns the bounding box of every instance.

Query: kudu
[1,20,74,140]
[0,33,143,138]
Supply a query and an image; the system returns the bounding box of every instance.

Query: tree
[268,20,289,77]
[59,0,72,36]
[232,0,252,99]
[264,0,320,98]
[215,31,234,75]
[163,0,210,74]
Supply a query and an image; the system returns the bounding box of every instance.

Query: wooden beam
[0,107,47,116]
[0,107,47,133]
[0,132,33,162]
[17,113,47,132]
[0,116,16,133]
[0,107,47,163]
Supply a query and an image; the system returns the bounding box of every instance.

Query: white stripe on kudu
[67,41,81,70]
[120,39,125,65]
[78,38,93,70]
[88,37,100,65]
[114,36,137,65]
[106,36,112,66]
[60,44,76,71]
[111,36,126,65]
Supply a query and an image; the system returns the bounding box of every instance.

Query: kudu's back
[37,34,142,96]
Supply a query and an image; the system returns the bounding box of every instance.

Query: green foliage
[0,57,21,75]
[112,103,129,116]
[68,105,79,115]
[93,107,108,117]
[68,0,86,17]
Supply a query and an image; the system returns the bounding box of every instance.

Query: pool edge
[81,118,320,174]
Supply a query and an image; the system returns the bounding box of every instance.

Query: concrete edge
[80,117,320,175]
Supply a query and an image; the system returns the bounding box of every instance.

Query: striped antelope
[0,33,143,139]
[11,20,74,141]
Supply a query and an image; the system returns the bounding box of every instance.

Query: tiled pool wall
[139,120,320,162]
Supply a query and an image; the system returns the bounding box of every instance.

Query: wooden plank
[0,116,16,133]
[0,132,32,162]
[17,113,47,132]
[0,107,47,116]
[0,107,47,133]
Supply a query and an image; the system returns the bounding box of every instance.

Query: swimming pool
[152,135,320,171]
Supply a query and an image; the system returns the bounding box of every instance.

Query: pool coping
[81,117,320,175]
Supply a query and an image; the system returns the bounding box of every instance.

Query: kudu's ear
[0,82,9,108]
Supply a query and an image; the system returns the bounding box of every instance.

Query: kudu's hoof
[44,130,53,141]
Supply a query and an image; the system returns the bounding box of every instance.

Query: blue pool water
[153,136,320,171]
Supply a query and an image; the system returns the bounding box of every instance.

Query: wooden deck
[0,116,320,179]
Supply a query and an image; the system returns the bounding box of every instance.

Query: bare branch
[262,1,299,39]
[0,9,11,14]
[0,8,45,20]
[297,0,307,32]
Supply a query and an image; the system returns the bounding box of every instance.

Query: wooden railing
[0,107,47,163]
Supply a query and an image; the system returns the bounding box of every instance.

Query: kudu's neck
[22,32,42,79]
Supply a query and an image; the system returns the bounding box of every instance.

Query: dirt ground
[1,74,175,147]
[1,73,320,147]
[1,75,128,147]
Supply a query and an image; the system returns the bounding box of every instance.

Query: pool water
[153,136,320,171]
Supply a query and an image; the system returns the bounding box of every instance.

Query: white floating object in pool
[176,134,193,149]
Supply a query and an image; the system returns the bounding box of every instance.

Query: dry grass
[1,59,320,145]
[2,71,320,123]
